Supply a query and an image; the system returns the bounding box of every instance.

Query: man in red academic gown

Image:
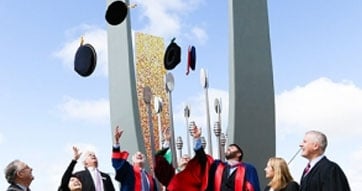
[154,124,213,191]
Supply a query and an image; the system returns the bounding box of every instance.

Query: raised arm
[114,126,123,146]
[58,146,82,191]
[154,127,175,186]
[112,126,131,183]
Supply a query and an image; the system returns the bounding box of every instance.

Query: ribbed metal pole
[204,87,212,155]
[214,98,222,159]
[200,68,212,156]
[154,96,163,149]
[220,133,226,161]
[165,72,177,168]
[184,105,191,155]
[214,121,221,159]
[176,136,183,161]
[143,86,155,173]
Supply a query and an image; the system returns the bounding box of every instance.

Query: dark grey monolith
[228,0,275,188]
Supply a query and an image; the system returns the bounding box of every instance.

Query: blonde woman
[264,157,299,191]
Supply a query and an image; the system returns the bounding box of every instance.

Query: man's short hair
[4,160,21,184]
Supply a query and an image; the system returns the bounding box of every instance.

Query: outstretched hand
[72,146,82,161]
[162,127,171,141]
[114,126,124,144]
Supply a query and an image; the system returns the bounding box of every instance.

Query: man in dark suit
[4,159,34,191]
[74,151,115,191]
[299,130,350,191]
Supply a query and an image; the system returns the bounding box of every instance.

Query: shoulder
[6,184,22,191]
[317,157,344,172]
[242,162,258,171]
[285,181,299,190]
[212,159,224,166]
[263,186,271,191]
[210,160,224,171]
[100,171,112,178]
[74,169,89,177]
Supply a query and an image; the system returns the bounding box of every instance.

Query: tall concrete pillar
[228,0,275,187]
[106,0,147,167]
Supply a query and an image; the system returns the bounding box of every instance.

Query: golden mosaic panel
[135,32,170,170]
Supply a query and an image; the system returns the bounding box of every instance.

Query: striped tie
[303,163,311,176]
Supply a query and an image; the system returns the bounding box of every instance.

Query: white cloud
[276,77,362,139]
[347,147,362,189]
[134,0,207,42]
[190,26,208,45]
[53,25,108,77]
[57,96,110,125]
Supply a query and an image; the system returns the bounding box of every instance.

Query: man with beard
[206,143,260,191]
[112,126,158,191]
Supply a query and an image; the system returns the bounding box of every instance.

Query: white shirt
[88,167,104,191]
[308,155,324,172]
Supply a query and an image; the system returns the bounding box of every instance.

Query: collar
[309,155,324,169]
[16,183,27,191]
[87,166,97,171]
[227,160,241,168]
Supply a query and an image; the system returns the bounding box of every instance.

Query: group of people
[4,125,351,191]
[264,130,350,191]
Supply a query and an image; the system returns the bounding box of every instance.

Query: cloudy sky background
[1,0,361,190]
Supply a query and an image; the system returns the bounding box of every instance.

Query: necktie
[303,163,311,176]
[95,169,103,191]
[141,170,150,191]
[225,165,231,177]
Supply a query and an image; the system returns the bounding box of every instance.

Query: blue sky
[1,0,361,190]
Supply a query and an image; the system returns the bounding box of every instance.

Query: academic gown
[112,147,158,191]
[263,181,299,191]
[154,146,213,191]
[154,148,175,187]
[299,156,350,191]
[206,160,260,191]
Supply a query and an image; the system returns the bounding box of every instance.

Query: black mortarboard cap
[164,38,181,70]
[74,43,97,77]
[186,45,196,75]
[105,1,128,26]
